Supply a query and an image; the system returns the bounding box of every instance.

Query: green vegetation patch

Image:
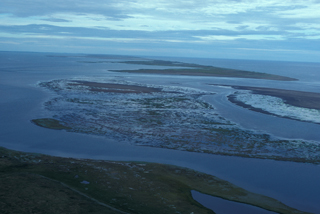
[0,147,310,214]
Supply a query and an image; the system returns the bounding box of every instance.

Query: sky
[0,0,320,62]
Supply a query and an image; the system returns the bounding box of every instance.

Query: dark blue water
[1,51,320,213]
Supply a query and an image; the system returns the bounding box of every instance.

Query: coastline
[105,59,298,81]
[226,93,319,125]
[1,52,320,213]
[110,68,297,81]
[33,79,320,164]
[227,85,320,110]
[0,146,308,214]
[214,84,320,125]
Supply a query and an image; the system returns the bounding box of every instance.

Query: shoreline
[225,85,320,110]
[1,146,308,214]
[32,79,320,164]
[110,68,298,81]
[211,84,320,124]
[227,94,320,125]
[105,59,298,81]
[2,52,320,213]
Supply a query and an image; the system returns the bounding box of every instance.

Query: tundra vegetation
[109,59,297,81]
[78,58,297,81]
[0,147,309,214]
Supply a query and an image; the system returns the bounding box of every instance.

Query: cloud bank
[1,0,320,61]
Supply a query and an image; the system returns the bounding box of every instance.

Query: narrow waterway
[1,53,320,213]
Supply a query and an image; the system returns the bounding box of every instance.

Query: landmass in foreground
[0,147,309,214]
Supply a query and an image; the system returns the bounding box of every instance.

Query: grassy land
[111,60,297,81]
[0,147,310,214]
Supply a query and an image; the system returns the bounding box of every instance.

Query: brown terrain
[70,81,162,93]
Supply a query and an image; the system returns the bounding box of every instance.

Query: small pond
[192,190,278,214]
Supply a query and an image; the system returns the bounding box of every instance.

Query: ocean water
[154,56,320,85]
[1,51,320,213]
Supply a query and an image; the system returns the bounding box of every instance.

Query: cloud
[0,40,20,45]
[1,0,320,33]
[41,18,70,22]
[0,0,320,62]
[194,34,285,41]
[0,0,128,20]
[275,3,320,19]
[233,47,304,52]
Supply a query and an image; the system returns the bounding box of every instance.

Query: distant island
[108,59,298,81]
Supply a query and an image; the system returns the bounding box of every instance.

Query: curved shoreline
[1,146,308,214]
[210,84,320,124]
[1,52,320,213]
[107,59,298,81]
[227,93,320,125]
[224,85,320,110]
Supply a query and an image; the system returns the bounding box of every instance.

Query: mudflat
[34,79,320,164]
[228,85,320,110]
[70,81,162,93]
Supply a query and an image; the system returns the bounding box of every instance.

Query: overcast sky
[1,0,320,62]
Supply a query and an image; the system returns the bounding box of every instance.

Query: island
[32,79,320,164]
[79,58,297,81]
[1,52,317,214]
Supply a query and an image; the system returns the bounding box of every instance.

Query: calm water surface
[1,52,320,213]
[192,191,278,214]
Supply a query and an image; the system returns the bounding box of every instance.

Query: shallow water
[202,92,320,141]
[191,191,278,214]
[1,52,320,213]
